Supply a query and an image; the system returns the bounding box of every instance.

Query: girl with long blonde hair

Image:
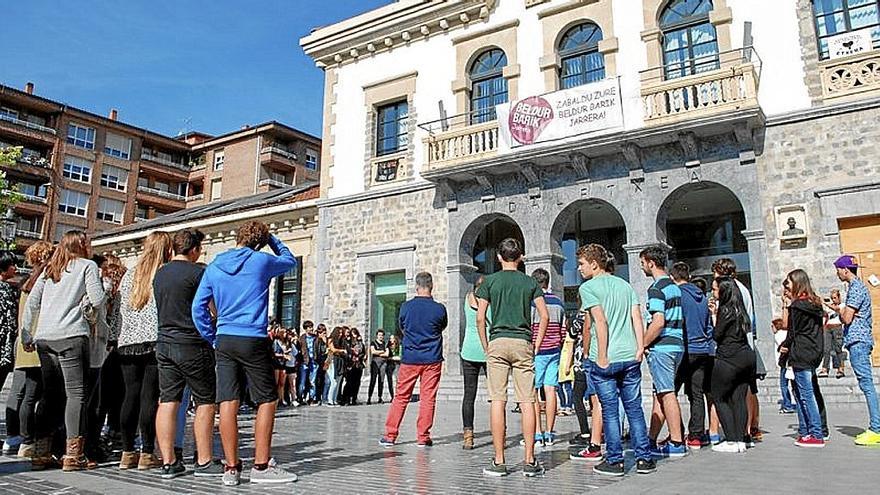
[116,231,172,470]
[21,231,104,471]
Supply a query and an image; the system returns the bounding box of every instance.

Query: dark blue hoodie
[192,236,296,345]
[679,282,715,356]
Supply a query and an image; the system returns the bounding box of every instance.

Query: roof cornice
[300,0,497,69]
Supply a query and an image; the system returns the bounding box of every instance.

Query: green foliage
[0,146,24,219]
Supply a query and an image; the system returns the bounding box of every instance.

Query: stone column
[743,229,776,366]
[446,263,477,376]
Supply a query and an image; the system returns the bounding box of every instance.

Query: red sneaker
[569,445,604,462]
[686,436,704,449]
[795,435,825,448]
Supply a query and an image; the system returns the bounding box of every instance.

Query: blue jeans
[779,366,796,410]
[848,342,880,432]
[299,361,318,401]
[591,361,651,464]
[792,369,823,438]
[557,381,573,409]
[326,362,340,405]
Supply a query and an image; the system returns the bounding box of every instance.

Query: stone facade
[314,184,448,345]
[757,100,880,315]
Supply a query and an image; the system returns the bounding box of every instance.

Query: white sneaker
[736,442,748,452]
[222,465,241,486]
[2,436,23,455]
[249,458,298,484]
[712,441,743,453]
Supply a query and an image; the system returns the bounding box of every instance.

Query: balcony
[260,145,298,169]
[259,178,292,189]
[186,193,204,202]
[18,153,51,168]
[16,230,42,240]
[140,151,189,172]
[137,185,187,202]
[0,113,56,135]
[21,193,47,204]
[421,112,500,172]
[820,49,880,100]
[641,48,762,126]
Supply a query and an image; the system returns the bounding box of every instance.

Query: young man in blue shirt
[193,221,298,486]
[640,246,687,458]
[379,272,447,447]
[833,255,880,445]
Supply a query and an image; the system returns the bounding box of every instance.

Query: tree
[0,146,23,219]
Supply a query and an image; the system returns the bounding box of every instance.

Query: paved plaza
[1,399,879,494]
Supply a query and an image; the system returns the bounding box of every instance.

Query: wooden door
[839,216,880,366]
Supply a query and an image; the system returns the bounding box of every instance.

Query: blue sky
[3,0,392,138]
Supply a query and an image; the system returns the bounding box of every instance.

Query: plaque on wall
[775,204,808,249]
[375,158,399,183]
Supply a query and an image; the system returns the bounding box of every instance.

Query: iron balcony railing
[0,114,56,135]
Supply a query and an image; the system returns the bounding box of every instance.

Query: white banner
[497,77,623,150]
[827,29,873,60]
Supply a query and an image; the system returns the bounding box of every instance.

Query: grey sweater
[21,258,105,345]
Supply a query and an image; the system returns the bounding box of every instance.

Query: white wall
[327,0,813,199]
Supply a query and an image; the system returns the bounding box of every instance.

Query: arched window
[558,22,606,89]
[469,49,508,124]
[660,0,719,79]
[813,0,880,59]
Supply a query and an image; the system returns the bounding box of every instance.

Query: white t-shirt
[736,279,755,348]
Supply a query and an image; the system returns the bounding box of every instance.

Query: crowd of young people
[1,228,878,484]
[0,221,301,485]
[448,239,880,478]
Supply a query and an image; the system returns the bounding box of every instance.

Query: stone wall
[757,101,880,314]
[315,184,448,338]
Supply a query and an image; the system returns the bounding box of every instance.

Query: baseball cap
[833,255,859,269]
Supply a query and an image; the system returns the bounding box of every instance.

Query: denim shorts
[647,350,684,394]
[534,352,560,389]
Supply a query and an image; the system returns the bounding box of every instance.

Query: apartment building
[301,0,880,371]
[0,82,320,255]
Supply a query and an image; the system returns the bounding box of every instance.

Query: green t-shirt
[579,274,640,364]
[476,270,543,342]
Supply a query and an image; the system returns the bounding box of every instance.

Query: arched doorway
[552,199,627,310]
[658,181,749,286]
[469,216,525,275]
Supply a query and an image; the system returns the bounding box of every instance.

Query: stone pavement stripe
[6,401,880,494]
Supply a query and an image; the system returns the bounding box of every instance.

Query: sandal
[817,369,829,378]
[836,370,845,379]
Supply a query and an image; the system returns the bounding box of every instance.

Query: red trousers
[384,362,442,442]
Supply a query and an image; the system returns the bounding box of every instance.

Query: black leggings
[461,359,486,429]
[99,350,124,434]
[119,352,159,453]
[17,368,43,443]
[711,349,755,443]
[5,369,25,438]
[573,370,590,435]
[368,360,387,400]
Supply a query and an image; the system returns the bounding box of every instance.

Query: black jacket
[782,299,824,370]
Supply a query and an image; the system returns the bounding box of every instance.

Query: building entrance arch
[460,213,526,275]
[551,198,627,309]
[657,181,749,286]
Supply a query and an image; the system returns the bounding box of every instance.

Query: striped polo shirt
[531,290,565,354]
[647,276,684,352]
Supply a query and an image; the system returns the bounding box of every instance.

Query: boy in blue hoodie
[670,262,718,448]
[192,220,297,486]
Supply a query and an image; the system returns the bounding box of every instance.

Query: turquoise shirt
[460,299,490,363]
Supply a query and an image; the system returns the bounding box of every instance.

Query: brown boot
[137,452,162,470]
[463,428,474,450]
[17,442,36,459]
[31,438,54,471]
[119,451,139,469]
[62,437,96,472]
